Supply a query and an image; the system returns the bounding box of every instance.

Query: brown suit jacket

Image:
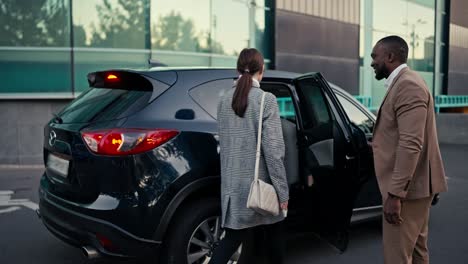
[372,67,448,200]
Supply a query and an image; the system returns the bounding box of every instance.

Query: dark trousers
[209,221,285,264]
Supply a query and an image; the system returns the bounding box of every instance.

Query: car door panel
[334,93,381,209]
[262,77,376,251]
[292,73,368,251]
[309,138,334,166]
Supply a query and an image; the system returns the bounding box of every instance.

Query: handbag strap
[254,92,266,181]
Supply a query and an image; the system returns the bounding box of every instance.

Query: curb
[0,165,44,169]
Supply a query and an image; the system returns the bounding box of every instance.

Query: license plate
[47,154,69,177]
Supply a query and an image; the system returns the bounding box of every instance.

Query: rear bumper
[38,181,162,259]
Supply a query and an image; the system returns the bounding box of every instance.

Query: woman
[211,48,289,264]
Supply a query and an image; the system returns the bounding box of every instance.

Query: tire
[161,197,228,264]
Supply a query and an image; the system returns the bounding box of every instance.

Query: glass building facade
[0,0,274,97]
[360,0,448,108]
[0,0,460,105]
[1,0,467,165]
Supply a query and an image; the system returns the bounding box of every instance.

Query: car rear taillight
[81,128,179,156]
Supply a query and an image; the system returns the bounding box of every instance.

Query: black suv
[38,68,380,263]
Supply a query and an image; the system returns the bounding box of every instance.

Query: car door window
[295,78,332,129]
[336,93,374,134]
[261,83,297,122]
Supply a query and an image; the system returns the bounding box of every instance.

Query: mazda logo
[49,130,57,147]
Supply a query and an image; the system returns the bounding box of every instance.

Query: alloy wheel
[187,216,241,264]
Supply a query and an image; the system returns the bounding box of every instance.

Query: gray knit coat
[217,82,289,230]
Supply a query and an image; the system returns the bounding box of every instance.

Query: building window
[0,0,273,97]
[72,0,150,92]
[0,0,72,96]
[359,0,437,108]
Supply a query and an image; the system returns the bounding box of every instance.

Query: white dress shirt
[384,63,408,90]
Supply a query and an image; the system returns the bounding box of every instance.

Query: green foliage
[152,11,197,51]
[88,0,225,53]
[0,0,228,54]
[89,0,148,49]
[152,11,224,54]
[73,25,86,47]
[0,0,69,46]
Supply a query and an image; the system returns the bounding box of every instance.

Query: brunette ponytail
[232,48,264,117]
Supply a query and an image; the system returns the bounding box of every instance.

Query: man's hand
[384,195,403,225]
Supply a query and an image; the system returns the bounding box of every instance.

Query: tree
[0,0,68,46]
[152,11,199,52]
[73,25,87,47]
[89,0,148,49]
[152,11,225,54]
[42,0,69,46]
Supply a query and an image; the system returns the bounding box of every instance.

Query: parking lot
[1,143,467,264]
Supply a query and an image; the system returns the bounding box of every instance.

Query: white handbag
[246,92,280,216]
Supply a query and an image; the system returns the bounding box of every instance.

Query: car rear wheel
[161,197,241,264]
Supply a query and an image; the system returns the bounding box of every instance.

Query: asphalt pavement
[1,143,467,264]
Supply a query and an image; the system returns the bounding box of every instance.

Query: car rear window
[58,87,153,123]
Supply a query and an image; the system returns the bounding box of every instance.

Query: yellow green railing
[434,95,468,113]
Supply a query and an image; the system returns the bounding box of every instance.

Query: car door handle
[345,155,356,160]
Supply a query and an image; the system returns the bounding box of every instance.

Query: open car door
[292,73,371,252]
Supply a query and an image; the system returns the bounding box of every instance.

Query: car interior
[261,83,301,186]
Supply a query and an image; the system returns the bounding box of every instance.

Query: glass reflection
[0,0,72,94]
[151,0,211,52]
[0,0,70,47]
[255,2,266,54]
[373,0,407,35]
[72,0,150,92]
[149,0,272,67]
[212,0,249,56]
[336,94,374,134]
[408,0,435,9]
[359,27,364,63]
[409,37,434,72]
[254,0,272,58]
[73,0,148,49]
[406,2,435,41]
